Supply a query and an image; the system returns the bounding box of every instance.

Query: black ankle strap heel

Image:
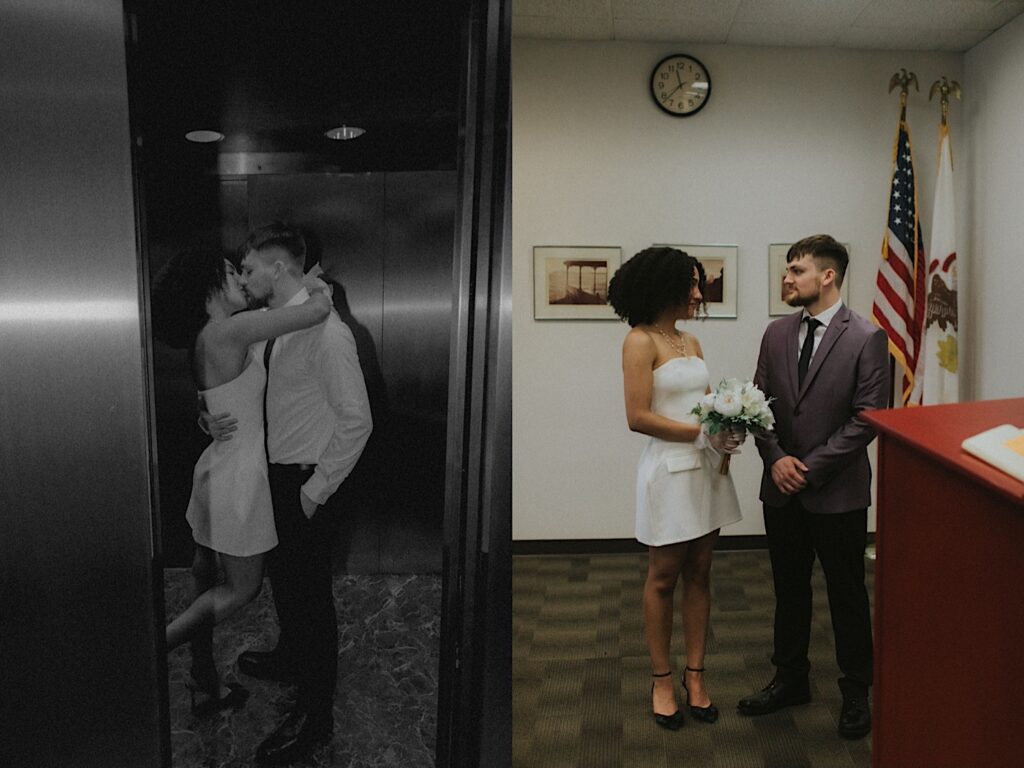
[682,666,719,724]
[651,671,684,731]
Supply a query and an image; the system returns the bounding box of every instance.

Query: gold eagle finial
[929,76,962,125]
[888,69,919,119]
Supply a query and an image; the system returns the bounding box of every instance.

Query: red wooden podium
[862,398,1024,767]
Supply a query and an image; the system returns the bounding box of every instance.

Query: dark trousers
[267,463,338,713]
[763,499,873,697]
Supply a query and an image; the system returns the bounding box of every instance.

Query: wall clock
[650,54,711,117]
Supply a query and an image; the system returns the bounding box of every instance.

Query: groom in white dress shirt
[222,222,372,765]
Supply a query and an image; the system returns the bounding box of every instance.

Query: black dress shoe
[237,650,298,684]
[838,695,871,739]
[188,680,249,719]
[255,707,333,766]
[737,677,811,716]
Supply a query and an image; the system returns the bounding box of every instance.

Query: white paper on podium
[961,424,1024,483]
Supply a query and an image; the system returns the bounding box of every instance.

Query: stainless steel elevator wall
[151,171,456,573]
[0,2,164,766]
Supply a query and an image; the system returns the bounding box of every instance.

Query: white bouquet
[691,378,775,474]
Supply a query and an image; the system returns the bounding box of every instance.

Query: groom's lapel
[796,307,850,403]
[785,312,802,400]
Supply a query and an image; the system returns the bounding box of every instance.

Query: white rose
[714,391,743,418]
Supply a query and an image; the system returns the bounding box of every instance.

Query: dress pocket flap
[665,452,702,473]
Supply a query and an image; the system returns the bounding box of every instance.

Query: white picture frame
[533,245,622,320]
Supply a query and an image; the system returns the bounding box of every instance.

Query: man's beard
[784,289,818,308]
[245,291,269,310]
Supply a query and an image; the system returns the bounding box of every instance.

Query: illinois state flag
[912,124,959,404]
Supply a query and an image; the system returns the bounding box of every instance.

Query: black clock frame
[650,53,712,117]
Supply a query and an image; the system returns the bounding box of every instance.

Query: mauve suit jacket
[753,304,890,514]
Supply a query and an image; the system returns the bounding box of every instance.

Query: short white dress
[635,356,742,546]
[186,351,278,557]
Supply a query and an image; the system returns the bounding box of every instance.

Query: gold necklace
[655,325,688,357]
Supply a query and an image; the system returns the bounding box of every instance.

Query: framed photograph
[533,246,622,320]
[768,243,851,316]
[655,244,738,318]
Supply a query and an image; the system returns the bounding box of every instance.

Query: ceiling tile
[513,0,612,17]
[613,17,730,42]
[726,22,841,47]
[513,14,615,39]
[733,0,872,27]
[855,0,1024,30]
[611,0,742,22]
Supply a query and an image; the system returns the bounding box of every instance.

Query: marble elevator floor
[163,569,441,767]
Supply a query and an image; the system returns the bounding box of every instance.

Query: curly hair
[608,247,706,326]
[150,247,228,350]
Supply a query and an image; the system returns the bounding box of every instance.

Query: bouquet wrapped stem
[692,379,775,476]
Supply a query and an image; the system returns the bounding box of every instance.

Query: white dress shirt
[798,298,843,361]
[262,287,372,505]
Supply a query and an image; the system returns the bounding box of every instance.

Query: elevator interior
[127,0,463,573]
[1,1,508,764]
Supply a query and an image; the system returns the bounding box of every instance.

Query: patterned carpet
[513,550,875,768]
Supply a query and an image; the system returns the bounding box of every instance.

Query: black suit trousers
[267,463,339,713]
[763,498,873,697]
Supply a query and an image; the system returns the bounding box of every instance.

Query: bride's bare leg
[184,546,219,684]
[644,542,687,715]
[166,550,264,654]
[681,529,719,707]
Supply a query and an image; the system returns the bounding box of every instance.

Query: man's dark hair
[150,247,228,350]
[786,234,848,287]
[244,221,306,268]
[608,247,707,327]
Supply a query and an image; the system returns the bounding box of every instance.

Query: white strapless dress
[635,356,742,546]
[186,351,277,557]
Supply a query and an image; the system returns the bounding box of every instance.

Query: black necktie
[798,318,821,388]
[262,337,276,458]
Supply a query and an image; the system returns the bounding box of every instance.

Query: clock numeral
[687,99,695,107]
[661,72,669,80]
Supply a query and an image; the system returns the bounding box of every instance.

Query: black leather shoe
[838,695,871,739]
[237,650,298,684]
[254,707,333,765]
[736,677,811,716]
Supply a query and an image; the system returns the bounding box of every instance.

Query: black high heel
[651,671,684,731]
[187,671,250,718]
[682,666,719,723]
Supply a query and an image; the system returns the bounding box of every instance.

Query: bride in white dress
[151,247,330,715]
[609,247,744,731]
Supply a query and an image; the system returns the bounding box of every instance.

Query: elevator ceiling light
[324,125,365,140]
[185,130,225,143]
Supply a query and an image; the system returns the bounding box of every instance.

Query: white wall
[965,15,1024,401]
[512,40,965,541]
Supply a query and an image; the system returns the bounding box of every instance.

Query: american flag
[872,119,926,406]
